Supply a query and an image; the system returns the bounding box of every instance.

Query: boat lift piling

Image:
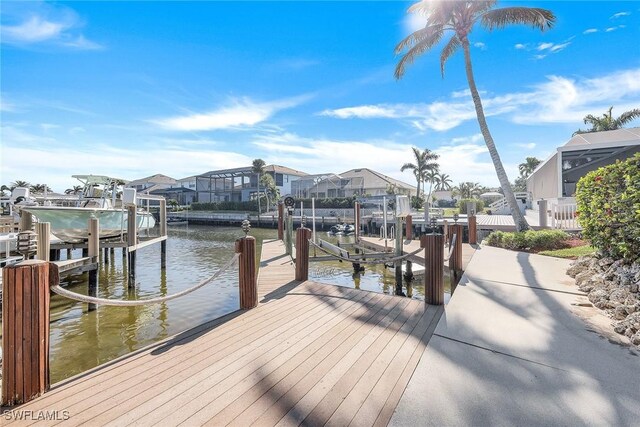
[88,217,99,311]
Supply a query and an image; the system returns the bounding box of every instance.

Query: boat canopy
[72,175,129,186]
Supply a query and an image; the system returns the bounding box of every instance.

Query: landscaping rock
[569,255,640,349]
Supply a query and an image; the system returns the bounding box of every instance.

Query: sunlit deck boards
[4,239,442,426]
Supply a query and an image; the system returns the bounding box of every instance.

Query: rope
[309,240,423,265]
[444,233,457,261]
[51,253,240,306]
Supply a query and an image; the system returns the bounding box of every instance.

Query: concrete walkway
[390,245,640,426]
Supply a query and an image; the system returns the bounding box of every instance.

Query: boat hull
[22,207,156,242]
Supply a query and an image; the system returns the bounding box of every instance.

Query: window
[275,173,284,186]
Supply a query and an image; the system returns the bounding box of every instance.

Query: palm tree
[401,147,439,198]
[518,157,541,178]
[452,182,482,199]
[424,169,441,208]
[251,158,266,215]
[10,180,30,190]
[29,184,51,194]
[395,1,554,231]
[65,185,83,195]
[574,106,640,135]
[435,173,453,191]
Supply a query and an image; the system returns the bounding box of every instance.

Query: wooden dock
[3,239,443,426]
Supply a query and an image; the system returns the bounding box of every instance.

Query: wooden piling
[405,215,413,240]
[421,234,444,305]
[36,222,51,262]
[88,218,99,311]
[160,199,167,270]
[277,203,284,240]
[235,236,257,310]
[354,202,361,241]
[2,260,50,406]
[295,227,311,281]
[127,205,137,288]
[449,224,463,290]
[468,215,477,245]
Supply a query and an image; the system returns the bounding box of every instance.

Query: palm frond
[440,35,461,77]
[395,29,444,79]
[481,7,555,31]
[400,162,417,172]
[614,108,640,127]
[395,25,442,55]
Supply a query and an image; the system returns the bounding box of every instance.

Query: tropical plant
[424,169,441,209]
[576,153,640,262]
[518,157,541,178]
[251,158,266,214]
[29,184,51,194]
[400,147,439,198]
[65,185,83,195]
[574,106,640,135]
[395,1,554,231]
[10,180,30,190]
[452,182,482,199]
[260,173,279,210]
[435,173,453,191]
[457,198,485,214]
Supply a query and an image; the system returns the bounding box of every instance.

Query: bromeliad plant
[576,153,640,262]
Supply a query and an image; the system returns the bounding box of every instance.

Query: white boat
[13,175,156,243]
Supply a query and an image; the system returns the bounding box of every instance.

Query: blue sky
[1,1,639,192]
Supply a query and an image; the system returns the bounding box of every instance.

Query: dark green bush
[411,195,424,209]
[486,230,570,252]
[191,200,258,211]
[457,198,484,214]
[576,153,640,261]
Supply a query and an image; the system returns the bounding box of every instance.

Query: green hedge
[295,197,356,209]
[191,201,258,211]
[486,230,569,252]
[576,153,640,261]
[457,198,484,214]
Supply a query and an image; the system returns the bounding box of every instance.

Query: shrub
[576,153,640,262]
[486,229,570,252]
[437,199,457,208]
[411,195,424,209]
[457,198,484,214]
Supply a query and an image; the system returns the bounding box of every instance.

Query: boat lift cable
[50,254,239,306]
[443,233,457,262]
[308,240,423,265]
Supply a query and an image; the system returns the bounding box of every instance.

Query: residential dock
[3,237,639,426]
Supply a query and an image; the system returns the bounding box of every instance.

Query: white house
[527,128,640,205]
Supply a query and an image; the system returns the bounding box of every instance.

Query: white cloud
[514,43,528,50]
[154,95,309,131]
[268,58,320,71]
[2,16,67,42]
[583,28,598,34]
[515,142,536,150]
[251,132,511,186]
[533,54,546,60]
[605,27,618,32]
[0,96,16,112]
[0,4,102,50]
[1,141,252,192]
[474,42,486,50]
[537,41,570,53]
[610,11,630,19]
[320,67,640,131]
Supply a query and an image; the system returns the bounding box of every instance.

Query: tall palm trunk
[461,40,529,231]
[256,173,261,215]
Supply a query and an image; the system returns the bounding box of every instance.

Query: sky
[1,0,639,193]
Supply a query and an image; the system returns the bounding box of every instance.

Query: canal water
[1,225,449,383]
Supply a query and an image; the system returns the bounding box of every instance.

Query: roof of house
[339,168,416,191]
[127,174,177,186]
[564,127,640,147]
[264,164,308,176]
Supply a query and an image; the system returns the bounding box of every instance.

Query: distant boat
[13,175,156,243]
[328,224,355,235]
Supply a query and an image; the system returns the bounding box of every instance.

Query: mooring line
[51,253,240,306]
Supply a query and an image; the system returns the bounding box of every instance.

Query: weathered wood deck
[3,239,442,426]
